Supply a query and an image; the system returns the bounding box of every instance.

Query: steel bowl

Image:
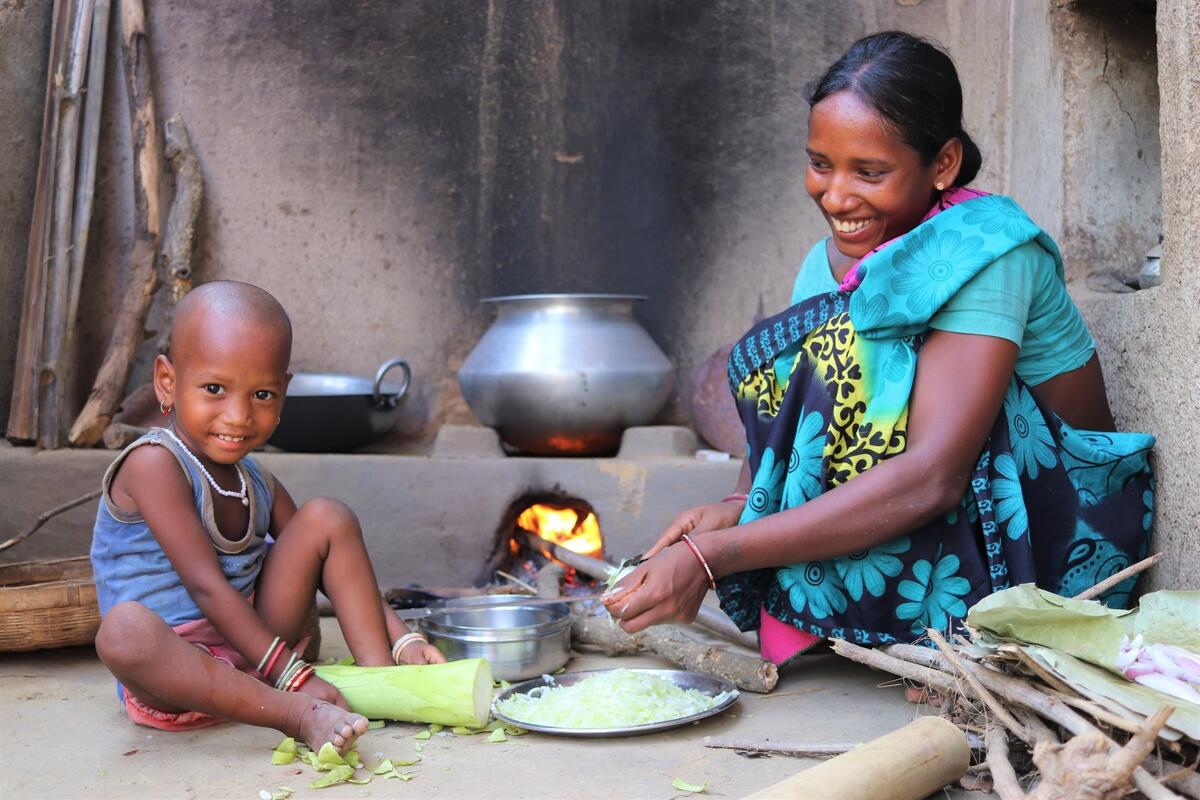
[418,595,573,681]
[269,358,411,452]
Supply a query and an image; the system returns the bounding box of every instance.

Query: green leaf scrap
[672,778,707,793]
[414,729,432,740]
[367,720,386,730]
[429,723,444,734]
[486,728,507,743]
[271,737,298,765]
[309,764,355,789]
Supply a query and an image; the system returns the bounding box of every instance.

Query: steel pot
[418,595,573,680]
[457,294,674,455]
[268,358,411,452]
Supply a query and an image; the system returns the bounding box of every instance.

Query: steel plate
[490,668,739,737]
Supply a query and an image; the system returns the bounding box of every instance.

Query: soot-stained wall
[1,0,1016,444]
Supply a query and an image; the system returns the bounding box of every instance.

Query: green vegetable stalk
[314,658,493,728]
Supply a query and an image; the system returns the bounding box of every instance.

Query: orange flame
[517,503,603,559]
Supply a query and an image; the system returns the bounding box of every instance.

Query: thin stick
[928,628,1032,745]
[495,570,537,594]
[1073,553,1162,601]
[0,489,102,552]
[985,726,1027,800]
[702,737,856,758]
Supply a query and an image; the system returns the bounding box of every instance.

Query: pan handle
[373,358,412,410]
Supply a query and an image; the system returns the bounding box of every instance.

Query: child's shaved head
[169,281,292,369]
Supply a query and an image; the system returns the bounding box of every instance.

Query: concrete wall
[1073,0,1200,593]
[0,0,53,439]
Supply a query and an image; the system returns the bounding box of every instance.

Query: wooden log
[572,614,778,693]
[739,716,970,800]
[154,113,202,354]
[521,531,759,650]
[101,422,147,450]
[69,0,164,447]
[8,0,72,444]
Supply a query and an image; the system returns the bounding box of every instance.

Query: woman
[603,31,1154,665]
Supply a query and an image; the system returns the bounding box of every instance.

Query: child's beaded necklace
[161,427,249,507]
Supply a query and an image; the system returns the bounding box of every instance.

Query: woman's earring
[160,400,172,416]
[936,182,945,192]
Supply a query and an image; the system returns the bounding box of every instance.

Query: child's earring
[160,400,172,416]
[935,181,945,191]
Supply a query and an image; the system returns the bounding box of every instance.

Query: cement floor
[0,619,989,800]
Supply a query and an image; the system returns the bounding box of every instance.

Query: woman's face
[805,90,951,260]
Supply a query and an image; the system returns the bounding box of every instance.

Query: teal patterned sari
[717,191,1155,649]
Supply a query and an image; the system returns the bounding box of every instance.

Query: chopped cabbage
[495,669,732,728]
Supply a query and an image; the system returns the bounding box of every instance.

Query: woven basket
[0,556,99,652]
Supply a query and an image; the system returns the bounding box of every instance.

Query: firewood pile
[830,558,1200,800]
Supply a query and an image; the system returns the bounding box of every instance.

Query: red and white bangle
[391,632,427,664]
[721,493,749,505]
[680,534,717,591]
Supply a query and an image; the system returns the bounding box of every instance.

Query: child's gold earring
[936,182,945,191]
[160,400,172,416]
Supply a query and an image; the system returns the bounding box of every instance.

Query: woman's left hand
[602,542,710,634]
[398,641,447,665]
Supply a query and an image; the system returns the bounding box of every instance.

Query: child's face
[155,317,290,466]
[804,90,957,260]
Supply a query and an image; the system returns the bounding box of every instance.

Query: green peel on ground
[367,720,386,730]
[487,728,507,743]
[414,729,432,740]
[309,765,355,789]
[270,738,298,765]
[672,778,707,793]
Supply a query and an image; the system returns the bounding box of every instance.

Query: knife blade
[395,593,608,620]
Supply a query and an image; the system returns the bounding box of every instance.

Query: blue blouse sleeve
[929,241,1096,385]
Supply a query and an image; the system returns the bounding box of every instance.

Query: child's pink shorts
[120,615,264,732]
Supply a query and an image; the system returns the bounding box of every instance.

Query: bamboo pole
[69,0,164,447]
[38,0,96,448]
[64,0,112,361]
[7,0,71,444]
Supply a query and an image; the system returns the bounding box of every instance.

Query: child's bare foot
[286,696,369,753]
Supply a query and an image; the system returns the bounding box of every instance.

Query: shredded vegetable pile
[495,669,733,728]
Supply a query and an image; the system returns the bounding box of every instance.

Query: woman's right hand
[644,500,745,558]
[297,675,351,710]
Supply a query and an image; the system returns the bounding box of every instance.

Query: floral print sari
[716,191,1155,655]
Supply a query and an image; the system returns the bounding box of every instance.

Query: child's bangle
[256,636,282,673]
[273,653,301,690]
[680,534,717,591]
[391,632,428,665]
[285,663,315,692]
[721,493,749,505]
[261,641,287,680]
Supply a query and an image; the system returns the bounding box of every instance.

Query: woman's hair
[806,31,982,186]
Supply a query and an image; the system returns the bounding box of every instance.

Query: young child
[90,280,444,753]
